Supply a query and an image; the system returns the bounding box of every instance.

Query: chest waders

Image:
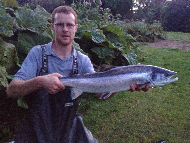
[14,45,98,143]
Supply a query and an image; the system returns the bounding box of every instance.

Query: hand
[129,82,149,92]
[41,73,65,94]
[129,63,149,92]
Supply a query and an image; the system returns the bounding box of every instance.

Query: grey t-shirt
[14,41,95,99]
[14,41,94,79]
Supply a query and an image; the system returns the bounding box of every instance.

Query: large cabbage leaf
[15,6,50,33]
[0,7,14,37]
[0,38,19,87]
[91,47,114,59]
[0,38,19,74]
[0,66,8,87]
[76,19,105,43]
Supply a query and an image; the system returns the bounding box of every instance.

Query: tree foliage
[134,0,190,32]
[101,0,133,19]
[134,0,165,23]
[1,0,19,8]
[161,0,190,33]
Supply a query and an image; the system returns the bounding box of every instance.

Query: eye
[66,23,75,28]
[55,23,64,27]
[152,74,157,81]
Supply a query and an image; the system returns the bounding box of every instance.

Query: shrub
[2,0,19,8]
[124,21,166,42]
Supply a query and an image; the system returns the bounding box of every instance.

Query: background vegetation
[77,32,190,142]
[0,0,190,142]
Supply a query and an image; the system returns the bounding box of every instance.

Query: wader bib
[14,45,98,143]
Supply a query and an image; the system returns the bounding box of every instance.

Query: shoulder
[29,45,42,55]
[29,41,52,55]
[75,50,95,73]
[76,51,90,61]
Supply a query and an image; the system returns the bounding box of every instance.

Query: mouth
[167,75,178,82]
[61,35,70,38]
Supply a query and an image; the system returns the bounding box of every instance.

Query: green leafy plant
[125,21,166,42]
[1,0,18,8]
[75,19,138,66]
[72,1,140,66]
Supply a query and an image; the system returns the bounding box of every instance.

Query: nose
[62,25,68,31]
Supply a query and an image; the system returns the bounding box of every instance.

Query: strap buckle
[65,102,74,107]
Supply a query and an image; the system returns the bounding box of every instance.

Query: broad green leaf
[106,33,127,52]
[42,26,54,40]
[18,32,52,53]
[15,6,49,33]
[122,50,138,65]
[0,6,14,37]
[80,18,98,30]
[75,24,88,39]
[0,38,19,74]
[91,30,105,43]
[34,5,51,20]
[105,25,135,40]
[91,47,114,59]
[0,66,8,87]
[17,97,28,109]
[72,40,87,55]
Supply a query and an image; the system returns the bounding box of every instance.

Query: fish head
[150,66,178,87]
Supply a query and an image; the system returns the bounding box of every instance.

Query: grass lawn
[78,33,190,143]
[166,32,190,42]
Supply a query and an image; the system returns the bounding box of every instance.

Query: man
[6,6,149,143]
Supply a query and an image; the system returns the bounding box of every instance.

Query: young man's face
[51,12,78,47]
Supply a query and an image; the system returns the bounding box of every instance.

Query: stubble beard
[58,37,72,47]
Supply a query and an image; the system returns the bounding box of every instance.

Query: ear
[74,24,78,32]
[51,23,55,32]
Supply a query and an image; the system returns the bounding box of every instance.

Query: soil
[147,39,190,51]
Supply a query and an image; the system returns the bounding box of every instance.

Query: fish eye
[152,74,157,81]
[164,73,169,77]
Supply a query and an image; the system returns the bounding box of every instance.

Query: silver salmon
[60,65,178,99]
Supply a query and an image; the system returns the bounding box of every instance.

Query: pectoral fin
[138,81,150,87]
[71,88,83,99]
[99,92,112,100]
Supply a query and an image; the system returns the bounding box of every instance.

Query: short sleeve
[13,46,41,80]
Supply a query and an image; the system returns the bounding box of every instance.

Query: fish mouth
[167,75,178,82]
[160,74,178,86]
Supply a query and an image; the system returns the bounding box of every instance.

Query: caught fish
[60,65,178,99]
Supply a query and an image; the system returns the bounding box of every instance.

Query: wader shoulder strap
[72,52,78,74]
[40,45,48,75]
[40,45,78,75]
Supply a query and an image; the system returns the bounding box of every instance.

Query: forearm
[6,77,43,98]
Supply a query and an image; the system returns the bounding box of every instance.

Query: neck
[52,41,72,59]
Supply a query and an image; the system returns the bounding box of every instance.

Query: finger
[52,73,65,90]
[129,84,135,92]
[135,82,142,91]
[137,63,141,65]
[50,89,59,94]
[53,73,63,78]
[142,84,149,92]
[57,82,65,90]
